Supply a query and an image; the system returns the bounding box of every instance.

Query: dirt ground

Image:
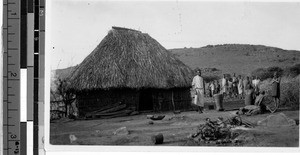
[50,107,299,147]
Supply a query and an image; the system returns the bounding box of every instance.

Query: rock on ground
[257,113,296,127]
[114,127,129,135]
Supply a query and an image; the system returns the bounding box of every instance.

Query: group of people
[221,73,261,99]
[192,69,281,114]
[206,73,261,100]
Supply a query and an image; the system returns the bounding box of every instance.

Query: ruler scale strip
[33,3,39,152]
[39,1,45,152]
[33,4,39,155]
[3,0,21,155]
[27,0,35,155]
[20,1,28,155]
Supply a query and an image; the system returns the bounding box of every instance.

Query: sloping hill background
[52,44,300,82]
[170,44,300,76]
[51,66,77,91]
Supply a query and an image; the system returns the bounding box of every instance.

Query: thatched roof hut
[68,27,194,115]
[68,27,193,91]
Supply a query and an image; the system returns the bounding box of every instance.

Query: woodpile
[84,102,138,119]
[189,116,254,145]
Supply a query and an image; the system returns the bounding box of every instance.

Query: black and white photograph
[49,0,300,148]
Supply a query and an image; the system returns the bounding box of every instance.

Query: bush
[280,77,299,109]
[267,66,283,76]
[283,63,300,77]
[203,75,220,83]
[251,68,269,80]
[205,45,214,48]
[252,65,300,80]
[251,66,283,81]
[259,76,299,110]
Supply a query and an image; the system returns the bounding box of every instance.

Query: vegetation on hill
[170,44,300,76]
[251,63,300,80]
[53,65,77,80]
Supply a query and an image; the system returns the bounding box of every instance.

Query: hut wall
[151,88,192,112]
[77,89,139,115]
[76,88,192,115]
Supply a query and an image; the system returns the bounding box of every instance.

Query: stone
[147,115,154,119]
[113,127,129,135]
[257,113,296,127]
[69,134,77,144]
[151,133,164,144]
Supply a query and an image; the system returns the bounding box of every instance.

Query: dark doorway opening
[139,90,153,111]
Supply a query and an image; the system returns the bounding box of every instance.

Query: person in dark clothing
[271,72,281,112]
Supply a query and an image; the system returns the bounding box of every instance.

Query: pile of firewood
[189,116,254,145]
[84,102,138,119]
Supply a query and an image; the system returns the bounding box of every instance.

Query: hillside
[51,66,77,91]
[170,44,300,76]
[52,66,77,80]
[53,44,300,81]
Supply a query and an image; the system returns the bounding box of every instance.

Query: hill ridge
[170,44,300,76]
[53,44,300,79]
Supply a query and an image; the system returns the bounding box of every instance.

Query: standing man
[253,76,261,96]
[214,80,220,94]
[232,73,238,98]
[209,81,215,97]
[227,78,233,98]
[237,75,244,99]
[271,72,280,112]
[243,76,249,97]
[251,76,255,88]
[192,69,205,113]
[221,74,227,97]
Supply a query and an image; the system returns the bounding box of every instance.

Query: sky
[50,0,300,70]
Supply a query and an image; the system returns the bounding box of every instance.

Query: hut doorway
[139,90,153,111]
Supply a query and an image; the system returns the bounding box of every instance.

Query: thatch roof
[68,27,193,91]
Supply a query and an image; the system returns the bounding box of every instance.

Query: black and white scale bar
[27,1,35,155]
[20,122,27,155]
[20,0,28,155]
[21,0,27,69]
[33,0,40,155]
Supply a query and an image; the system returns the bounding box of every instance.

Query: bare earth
[50,108,299,147]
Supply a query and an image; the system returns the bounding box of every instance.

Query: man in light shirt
[221,74,227,96]
[209,81,215,97]
[253,76,260,96]
[253,76,260,88]
[192,69,205,113]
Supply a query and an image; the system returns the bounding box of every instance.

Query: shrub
[284,63,300,77]
[259,76,299,110]
[245,52,250,56]
[251,68,269,80]
[203,75,220,83]
[267,66,283,76]
[251,66,283,81]
[205,45,214,48]
[211,68,219,72]
[280,77,299,109]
